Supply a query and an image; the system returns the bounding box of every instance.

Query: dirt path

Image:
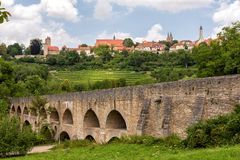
[28,145,55,154]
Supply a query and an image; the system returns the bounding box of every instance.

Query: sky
[0,0,240,47]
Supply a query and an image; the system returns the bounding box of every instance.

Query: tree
[80,44,88,47]
[94,45,112,62]
[0,43,7,55]
[123,38,134,47]
[30,39,42,55]
[65,51,80,65]
[0,2,11,23]
[7,43,23,56]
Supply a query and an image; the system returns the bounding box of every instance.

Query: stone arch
[83,109,100,128]
[40,125,54,141]
[60,131,70,141]
[108,137,120,143]
[40,108,47,119]
[17,106,21,116]
[23,120,31,127]
[63,109,73,125]
[50,108,60,122]
[23,107,29,115]
[85,135,96,142]
[11,105,15,113]
[106,110,127,129]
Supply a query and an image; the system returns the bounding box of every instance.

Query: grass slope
[49,70,156,85]
[7,144,240,160]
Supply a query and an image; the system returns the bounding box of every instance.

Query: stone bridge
[10,75,240,143]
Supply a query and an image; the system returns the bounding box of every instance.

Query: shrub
[0,117,36,157]
[184,104,240,148]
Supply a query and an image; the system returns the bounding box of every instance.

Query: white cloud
[94,0,113,20]
[1,0,15,7]
[212,0,240,36]
[0,0,81,47]
[86,0,215,20]
[40,0,80,22]
[97,23,165,42]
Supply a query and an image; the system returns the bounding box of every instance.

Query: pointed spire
[199,26,204,41]
[113,35,116,40]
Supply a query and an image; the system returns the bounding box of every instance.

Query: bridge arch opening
[17,106,21,116]
[40,108,47,119]
[83,109,100,128]
[11,106,15,113]
[23,107,29,115]
[85,135,96,142]
[50,108,60,122]
[23,120,32,130]
[106,110,127,130]
[108,137,120,144]
[60,131,70,141]
[40,125,54,141]
[63,109,73,125]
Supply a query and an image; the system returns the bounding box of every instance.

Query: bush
[0,117,36,157]
[184,104,240,148]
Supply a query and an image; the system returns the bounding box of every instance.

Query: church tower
[199,26,204,42]
[44,37,51,56]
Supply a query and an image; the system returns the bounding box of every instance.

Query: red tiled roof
[96,39,124,48]
[48,46,59,51]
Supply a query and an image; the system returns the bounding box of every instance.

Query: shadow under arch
[106,110,127,130]
[60,131,70,141]
[11,105,15,113]
[50,108,60,122]
[85,135,96,142]
[23,107,29,115]
[63,109,73,125]
[17,106,21,116]
[23,120,31,126]
[83,109,100,128]
[108,137,120,144]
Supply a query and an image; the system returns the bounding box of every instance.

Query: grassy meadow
[49,70,156,85]
[6,143,240,160]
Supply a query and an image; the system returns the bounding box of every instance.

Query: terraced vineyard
[49,70,156,85]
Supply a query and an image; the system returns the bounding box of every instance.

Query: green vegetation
[5,142,240,160]
[184,104,240,148]
[0,1,11,23]
[50,70,155,86]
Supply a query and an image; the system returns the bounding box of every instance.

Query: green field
[7,144,240,160]
[49,70,156,85]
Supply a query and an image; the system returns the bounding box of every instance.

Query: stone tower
[44,37,51,56]
[199,26,204,42]
[166,32,173,42]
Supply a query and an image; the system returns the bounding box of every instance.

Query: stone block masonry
[10,75,240,142]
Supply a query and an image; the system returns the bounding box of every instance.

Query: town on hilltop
[42,26,211,57]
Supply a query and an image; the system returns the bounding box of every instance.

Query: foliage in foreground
[184,104,240,148]
[0,117,36,157]
[6,143,240,160]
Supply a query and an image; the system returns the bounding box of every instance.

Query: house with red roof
[95,37,125,51]
[43,37,60,56]
[135,41,165,53]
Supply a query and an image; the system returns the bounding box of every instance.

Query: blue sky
[0,0,239,47]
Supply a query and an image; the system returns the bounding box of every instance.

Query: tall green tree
[94,45,112,62]
[0,43,7,55]
[30,39,42,55]
[123,38,134,47]
[7,43,23,56]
